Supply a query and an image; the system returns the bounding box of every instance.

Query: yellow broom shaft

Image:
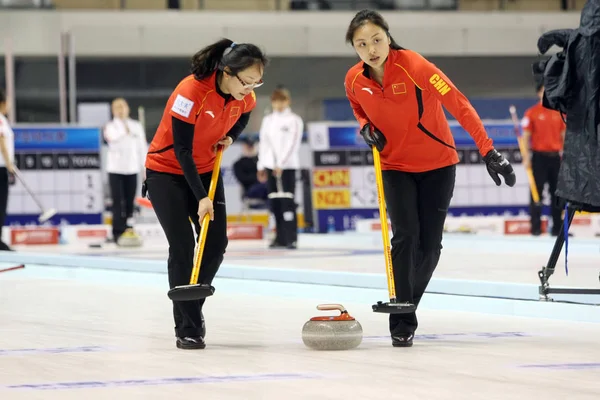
[526,169,540,203]
[510,106,540,204]
[373,147,396,300]
[190,214,210,285]
[516,136,540,203]
[190,147,224,285]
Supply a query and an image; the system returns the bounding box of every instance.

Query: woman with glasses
[145,39,268,350]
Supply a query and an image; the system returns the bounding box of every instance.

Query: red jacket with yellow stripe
[146,72,256,175]
[345,48,494,173]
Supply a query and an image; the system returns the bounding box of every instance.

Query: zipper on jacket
[414,87,455,150]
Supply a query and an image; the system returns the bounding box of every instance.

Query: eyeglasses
[234,74,264,89]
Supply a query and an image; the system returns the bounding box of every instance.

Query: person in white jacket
[0,90,14,251]
[257,87,303,249]
[104,98,148,244]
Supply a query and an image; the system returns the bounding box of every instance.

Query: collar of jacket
[273,107,292,115]
[208,70,233,102]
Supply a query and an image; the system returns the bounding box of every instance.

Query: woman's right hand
[198,197,214,222]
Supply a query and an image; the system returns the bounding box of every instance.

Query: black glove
[483,149,516,187]
[8,172,15,186]
[359,123,387,152]
[141,180,149,199]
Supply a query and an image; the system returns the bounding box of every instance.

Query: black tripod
[538,201,600,301]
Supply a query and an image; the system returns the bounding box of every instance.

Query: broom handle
[518,136,541,204]
[372,146,396,301]
[12,166,46,212]
[190,146,224,285]
[509,106,540,204]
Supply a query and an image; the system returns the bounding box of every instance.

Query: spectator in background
[104,98,148,245]
[521,83,566,236]
[257,86,304,249]
[0,89,15,251]
[233,137,268,209]
[233,137,260,198]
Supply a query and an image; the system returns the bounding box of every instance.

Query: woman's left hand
[215,136,233,152]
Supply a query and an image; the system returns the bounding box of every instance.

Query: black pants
[382,164,456,335]
[530,151,562,235]
[109,173,138,240]
[0,168,9,250]
[266,169,297,245]
[145,168,227,338]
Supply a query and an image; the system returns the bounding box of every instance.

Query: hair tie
[223,42,237,57]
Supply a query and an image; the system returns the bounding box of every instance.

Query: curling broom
[12,166,57,222]
[167,146,224,302]
[509,105,540,205]
[370,145,416,315]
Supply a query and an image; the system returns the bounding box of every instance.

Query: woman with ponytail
[344,10,516,348]
[145,39,267,350]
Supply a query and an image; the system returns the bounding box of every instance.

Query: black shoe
[392,333,414,347]
[176,336,206,350]
[286,242,297,250]
[269,240,285,249]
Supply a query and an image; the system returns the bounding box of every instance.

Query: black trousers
[530,151,562,235]
[382,164,456,335]
[266,169,297,245]
[145,168,228,338]
[0,167,9,250]
[109,173,138,240]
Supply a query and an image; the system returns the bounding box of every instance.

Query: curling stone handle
[316,304,346,313]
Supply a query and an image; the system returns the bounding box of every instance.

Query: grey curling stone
[302,304,363,351]
[117,229,143,247]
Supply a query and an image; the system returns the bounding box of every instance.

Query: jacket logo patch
[392,83,406,95]
[230,106,240,118]
[429,74,451,96]
[171,94,194,118]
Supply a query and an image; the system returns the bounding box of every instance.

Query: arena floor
[1,232,599,399]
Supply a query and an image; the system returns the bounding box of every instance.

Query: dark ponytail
[191,38,269,80]
[345,9,404,50]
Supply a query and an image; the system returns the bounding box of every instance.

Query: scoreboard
[307,121,530,233]
[6,126,104,226]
